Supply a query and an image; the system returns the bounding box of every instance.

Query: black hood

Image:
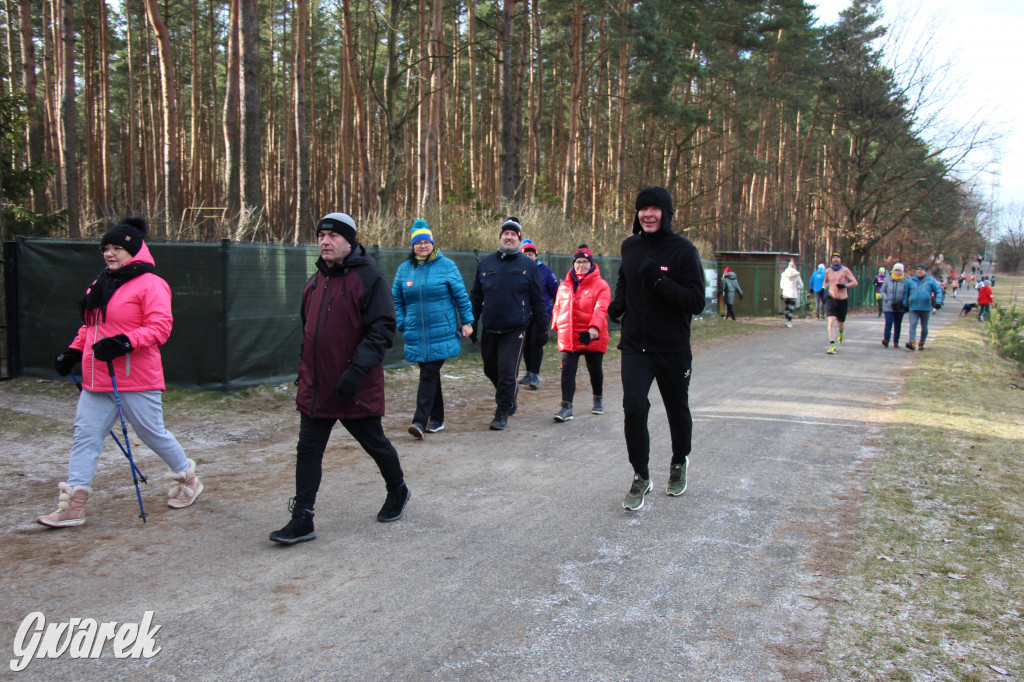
[632,185,675,235]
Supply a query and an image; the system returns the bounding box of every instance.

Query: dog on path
[959,302,977,316]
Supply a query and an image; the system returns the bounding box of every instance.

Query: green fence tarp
[710,261,878,318]
[10,238,732,390]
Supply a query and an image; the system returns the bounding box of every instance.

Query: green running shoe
[667,457,689,496]
[622,474,653,511]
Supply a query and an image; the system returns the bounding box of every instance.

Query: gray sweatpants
[67,389,188,487]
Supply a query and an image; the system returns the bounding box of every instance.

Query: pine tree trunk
[60,0,79,236]
[144,0,180,235]
[498,0,518,203]
[223,0,240,216]
[341,0,372,214]
[293,0,309,244]
[561,0,583,223]
[19,0,47,213]
[239,0,263,237]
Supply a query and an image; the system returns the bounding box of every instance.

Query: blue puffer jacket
[903,275,943,312]
[392,249,474,363]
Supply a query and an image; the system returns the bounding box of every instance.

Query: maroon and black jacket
[295,245,396,419]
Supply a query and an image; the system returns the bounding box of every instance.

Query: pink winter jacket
[70,242,173,392]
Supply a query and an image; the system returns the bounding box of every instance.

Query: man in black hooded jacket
[609,186,705,510]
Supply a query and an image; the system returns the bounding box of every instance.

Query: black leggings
[559,350,604,403]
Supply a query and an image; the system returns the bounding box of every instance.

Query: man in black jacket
[470,217,549,431]
[609,187,706,510]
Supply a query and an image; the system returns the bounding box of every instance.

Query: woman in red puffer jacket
[550,245,611,422]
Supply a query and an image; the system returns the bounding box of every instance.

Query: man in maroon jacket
[270,213,409,545]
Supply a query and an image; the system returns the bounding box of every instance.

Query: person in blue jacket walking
[518,238,559,389]
[902,263,943,351]
[392,220,474,438]
[808,263,827,319]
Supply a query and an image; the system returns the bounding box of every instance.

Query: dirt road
[0,306,956,680]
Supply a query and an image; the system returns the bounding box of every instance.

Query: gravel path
[0,301,961,680]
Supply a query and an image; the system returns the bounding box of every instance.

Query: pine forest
[0,0,993,265]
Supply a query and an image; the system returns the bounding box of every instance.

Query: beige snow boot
[37,482,90,528]
[167,458,204,509]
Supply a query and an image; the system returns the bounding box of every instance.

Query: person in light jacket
[392,220,474,438]
[41,217,202,528]
[779,260,804,327]
[879,263,908,349]
[550,245,611,422]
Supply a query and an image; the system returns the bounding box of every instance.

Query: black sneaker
[489,411,508,430]
[425,421,444,433]
[269,500,316,545]
[377,485,410,522]
[408,423,424,439]
[592,397,604,415]
[553,402,573,422]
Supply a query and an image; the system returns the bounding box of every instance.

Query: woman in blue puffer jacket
[392,220,474,438]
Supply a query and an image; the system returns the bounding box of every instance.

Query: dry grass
[353,203,715,261]
[822,311,1024,680]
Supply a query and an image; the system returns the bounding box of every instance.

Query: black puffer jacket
[608,186,706,353]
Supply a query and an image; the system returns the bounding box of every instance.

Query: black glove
[92,334,132,361]
[54,348,83,376]
[469,323,478,344]
[836,283,846,290]
[934,302,942,310]
[640,258,664,287]
[335,365,368,403]
[577,331,592,345]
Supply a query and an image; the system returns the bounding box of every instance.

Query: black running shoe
[377,485,410,522]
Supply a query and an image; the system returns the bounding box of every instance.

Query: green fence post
[221,238,231,392]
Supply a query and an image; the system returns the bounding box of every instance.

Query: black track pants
[620,350,692,479]
[294,413,405,510]
[480,329,526,414]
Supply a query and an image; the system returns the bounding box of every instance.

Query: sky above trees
[813,0,1024,211]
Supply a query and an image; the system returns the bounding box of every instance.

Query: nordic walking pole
[69,372,147,484]
[106,361,148,523]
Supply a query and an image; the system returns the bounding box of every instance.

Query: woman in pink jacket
[38,217,202,528]
[550,245,611,422]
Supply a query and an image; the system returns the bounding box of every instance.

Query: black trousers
[481,329,525,414]
[621,349,692,479]
[560,350,604,403]
[522,317,548,374]
[294,413,405,510]
[413,359,445,426]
